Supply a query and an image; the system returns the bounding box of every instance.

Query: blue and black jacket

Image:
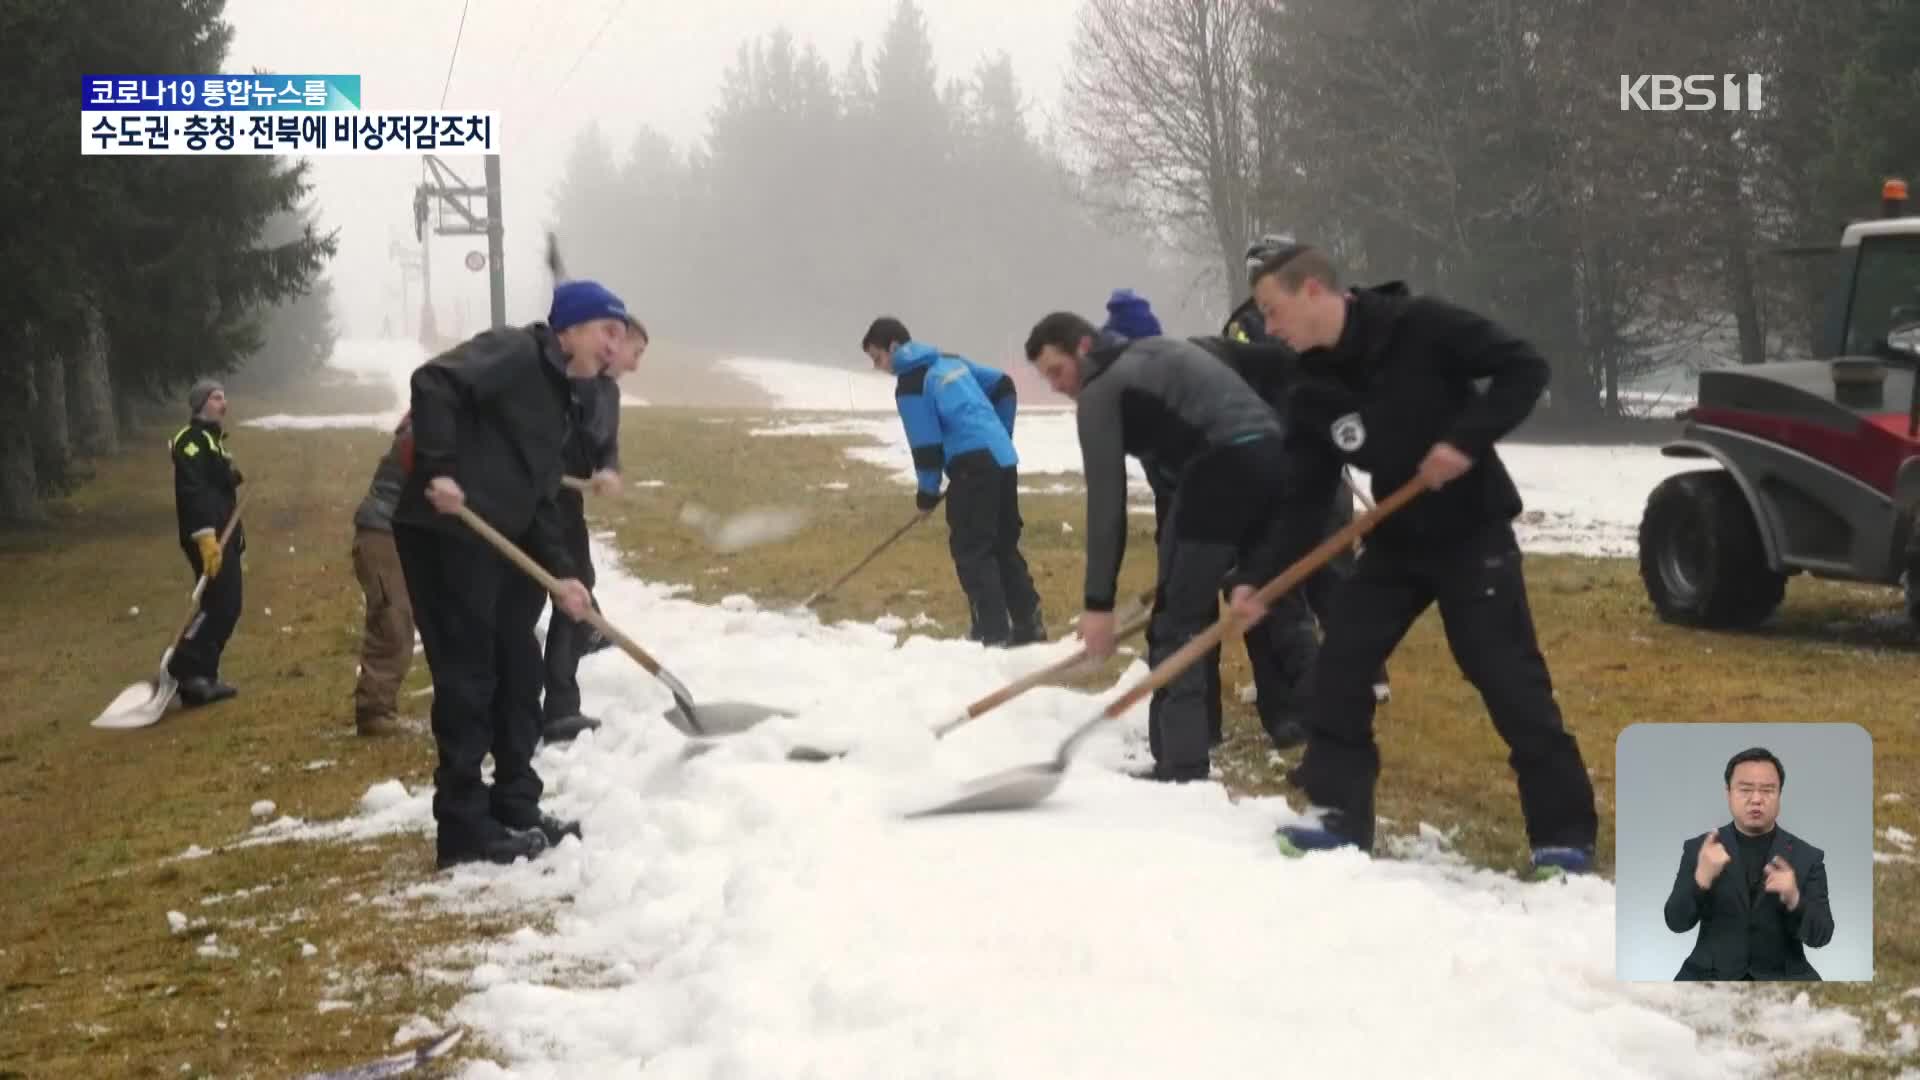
[890,341,1019,497]
[964,357,1018,437]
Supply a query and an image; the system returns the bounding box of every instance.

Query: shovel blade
[678,738,842,764]
[662,700,796,738]
[93,675,176,729]
[905,763,1067,818]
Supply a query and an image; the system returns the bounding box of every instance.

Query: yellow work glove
[196,532,223,579]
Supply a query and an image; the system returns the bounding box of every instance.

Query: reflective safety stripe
[171,425,230,459]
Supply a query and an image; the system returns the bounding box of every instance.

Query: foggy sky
[221,0,1083,342]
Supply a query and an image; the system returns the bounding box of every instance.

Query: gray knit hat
[188,378,224,417]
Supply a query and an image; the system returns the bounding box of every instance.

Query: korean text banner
[83,76,362,112]
[81,112,498,156]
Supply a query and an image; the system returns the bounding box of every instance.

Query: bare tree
[1066,0,1265,305]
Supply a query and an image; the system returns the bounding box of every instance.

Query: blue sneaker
[1529,845,1594,881]
[1275,822,1364,858]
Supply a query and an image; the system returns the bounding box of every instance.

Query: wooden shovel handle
[931,591,1154,737]
[952,607,1144,714]
[451,503,666,678]
[801,508,931,607]
[1096,476,1425,723]
[961,593,1154,714]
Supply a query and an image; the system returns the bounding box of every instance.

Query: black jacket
[391,323,577,578]
[562,374,622,480]
[170,418,245,552]
[1664,823,1833,981]
[1190,333,1361,530]
[1190,333,1301,412]
[1223,295,1267,346]
[1254,282,1546,581]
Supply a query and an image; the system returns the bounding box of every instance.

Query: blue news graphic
[82,75,361,112]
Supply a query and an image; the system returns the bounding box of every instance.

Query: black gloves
[916,490,943,512]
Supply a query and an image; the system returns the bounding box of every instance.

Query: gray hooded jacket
[1074,332,1281,610]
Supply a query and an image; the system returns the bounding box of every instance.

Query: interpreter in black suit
[1664,747,1834,981]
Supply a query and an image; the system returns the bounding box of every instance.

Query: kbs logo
[1620,74,1763,111]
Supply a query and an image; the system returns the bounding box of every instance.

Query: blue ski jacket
[890,341,1018,496]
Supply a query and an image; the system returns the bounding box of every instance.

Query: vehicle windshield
[1844,233,1920,360]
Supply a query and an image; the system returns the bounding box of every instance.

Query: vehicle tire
[1639,469,1787,628]
[1905,556,1920,631]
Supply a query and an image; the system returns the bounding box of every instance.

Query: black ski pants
[1145,437,1303,772]
[394,522,550,856]
[170,538,243,682]
[542,487,598,723]
[945,451,1042,645]
[1150,482,1318,751]
[1287,523,1598,852]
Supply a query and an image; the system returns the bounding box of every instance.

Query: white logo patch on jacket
[1331,412,1367,452]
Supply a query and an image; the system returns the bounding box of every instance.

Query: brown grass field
[1,364,1916,1077]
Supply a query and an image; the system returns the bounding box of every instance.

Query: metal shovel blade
[92,674,176,729]
[661,700,797,737]
[677,737,842,764]
[904,762,1069,818]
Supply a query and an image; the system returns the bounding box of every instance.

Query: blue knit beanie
[1104,288,1163,338]
[548,280,631,332]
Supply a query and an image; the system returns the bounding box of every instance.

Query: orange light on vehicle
[1884,178,1908,201]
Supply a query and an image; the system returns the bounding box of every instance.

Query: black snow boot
[1010,603,1049,646]
[527,813,583,848]
[542,714,603,742]
[178,676,237,707]
[436,825,548,871]
[495,805,583,849]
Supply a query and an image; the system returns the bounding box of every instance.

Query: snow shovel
[93,493,249,730]
[721,591,1159,765]
[931,590,1156,739]
[797,507,932,609]
[452,504,794,738]
[904,476,1427,817]
[561,476,812,555]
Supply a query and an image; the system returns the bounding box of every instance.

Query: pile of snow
[236,781,433,850]
[271,533,1865,1077]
